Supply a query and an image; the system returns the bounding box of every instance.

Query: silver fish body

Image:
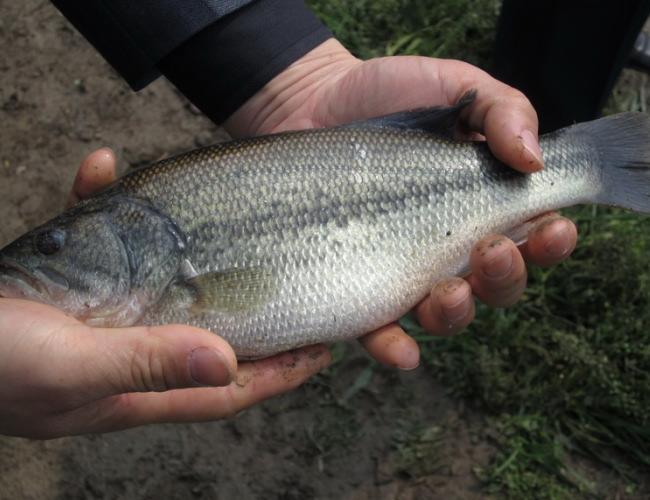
[1,107,649,358]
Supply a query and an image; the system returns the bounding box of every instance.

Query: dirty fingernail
[520,130,544,170]
[483,244,513,279]
[189,347,233,387]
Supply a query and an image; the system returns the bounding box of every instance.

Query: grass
[405,206,650,496]
[309,0,650,496]
[393,424,446,478]
[307,0,500,65]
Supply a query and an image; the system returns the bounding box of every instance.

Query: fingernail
[543,222,572,259]
[520,130,544,170]
[482,241,513,279]
[398,346,420,371]
[189,347,233,387]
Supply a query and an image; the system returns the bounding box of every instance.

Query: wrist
[224,38,360,137]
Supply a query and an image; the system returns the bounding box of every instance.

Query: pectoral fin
[187,267,277,314]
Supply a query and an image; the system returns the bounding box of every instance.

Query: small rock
[74,78,87,93]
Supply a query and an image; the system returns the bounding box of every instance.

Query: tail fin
[571,112,650,213]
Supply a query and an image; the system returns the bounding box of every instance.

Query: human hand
[0,150,330,438]
[226,39,578,370]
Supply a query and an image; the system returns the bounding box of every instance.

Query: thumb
[84,324,238,397]
[66,147,117,207]
[466,84,544,173]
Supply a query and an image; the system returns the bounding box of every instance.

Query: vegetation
[309,0,650,496]
[308,0,500,64]
[405,206,650,496]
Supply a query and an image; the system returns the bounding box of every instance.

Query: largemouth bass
[1,93,649,358]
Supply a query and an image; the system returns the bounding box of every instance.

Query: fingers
[470,88,543,173]
[411,217,573,337]
[433,60,543,173]
[314,57,542,173]
[358,324,420,370]
[85,324,239,398]
[66,147,116,207]
[415,277,475,335]
[520,214,578,267]
[69,344,331,434]
[467,235,527,308]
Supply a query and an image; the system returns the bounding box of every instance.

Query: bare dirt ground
[2,2,649,499]
[0,2,494,499]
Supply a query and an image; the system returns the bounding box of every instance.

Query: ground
[0,2,491,499]
[0,2,648,499]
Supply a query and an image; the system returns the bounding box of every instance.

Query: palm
[0,297,329,437]
[293,57,459,129]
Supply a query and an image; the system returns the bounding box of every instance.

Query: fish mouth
[0,258,46,300]
[0,258,70,302]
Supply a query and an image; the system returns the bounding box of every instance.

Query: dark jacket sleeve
[51,0,332,123]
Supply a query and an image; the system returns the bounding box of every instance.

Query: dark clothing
[493,0,650,133]
[52,0,332,123]
[51,0,256,90]
[158,1,332,123]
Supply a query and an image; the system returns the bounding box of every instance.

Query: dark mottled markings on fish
[2,108,650,358]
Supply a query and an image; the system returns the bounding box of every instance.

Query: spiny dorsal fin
[342,89,477,136]
[187,267,277,314]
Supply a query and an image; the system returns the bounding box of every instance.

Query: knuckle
[491,275,528,307]
[434,276,467,298]
[488,87,537,124]
[492,84,532,109]
[128,329,177,392]
[497,264,527,289]
[505,87,529,104]
[216,385,240,420]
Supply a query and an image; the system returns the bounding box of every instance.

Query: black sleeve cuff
[51,0,257,91]
[157,0,333,124]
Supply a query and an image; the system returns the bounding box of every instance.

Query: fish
[1,92,649,359]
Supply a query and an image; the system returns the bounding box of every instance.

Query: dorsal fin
[343,89,476,136]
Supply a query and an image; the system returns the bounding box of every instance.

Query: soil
[0,2,491,498]
[0,354,494,499]
[0,2,645,499]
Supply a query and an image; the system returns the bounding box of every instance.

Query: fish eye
[35,229,66,256]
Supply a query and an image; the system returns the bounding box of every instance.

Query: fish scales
[121,127,596,357]
[1,100,649,358]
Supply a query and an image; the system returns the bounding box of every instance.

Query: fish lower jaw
[0,276,46,303]
[80,291,151,328]
[0,259,48,300]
